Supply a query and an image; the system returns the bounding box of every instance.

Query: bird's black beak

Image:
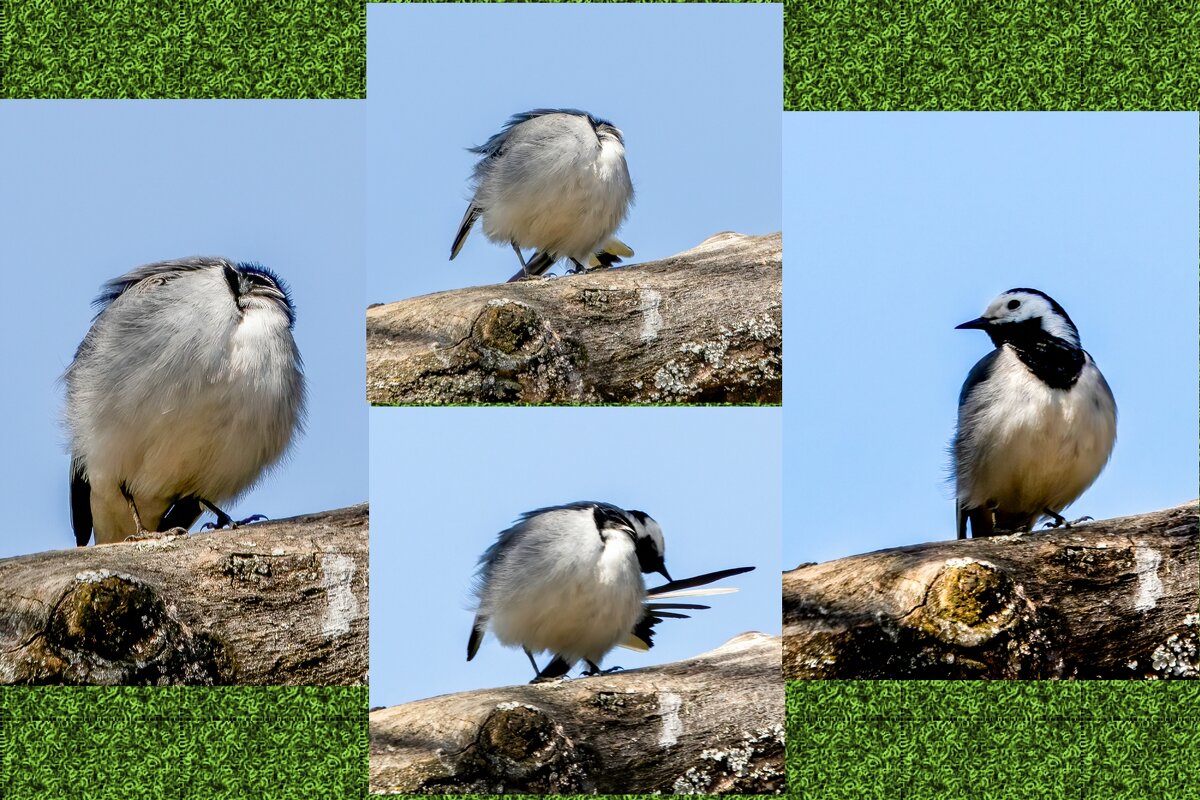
[955,316,989,330]
[657,566,673,582]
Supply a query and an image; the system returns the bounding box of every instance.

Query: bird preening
[449,109,635,283]
[64,257,307,545]
[466,501,754,683]
[952,288,1116,539]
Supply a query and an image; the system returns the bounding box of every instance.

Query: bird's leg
[568,258,585,275]
[1041,508,1068,529]
[511,242,528,278]
[120,485,153,539]
[198,498,267,531]
[524,647,540,677]
[531,654,572,683]
[120,485,180,541]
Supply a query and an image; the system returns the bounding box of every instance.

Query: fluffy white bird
[466,501,752,681]
[953,288,1116,538]
[450,109,634,282]
[65,258,306,545]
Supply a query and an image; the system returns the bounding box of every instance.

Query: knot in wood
[479,704,555,761]
[472,301,543,358]
[921,560,1018,646]
[51,573,164,660]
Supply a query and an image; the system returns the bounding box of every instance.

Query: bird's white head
[625,509,670,582]
[957,288,1081,348]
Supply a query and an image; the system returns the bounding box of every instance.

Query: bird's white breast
[957,347,1116,516]
[485,516,645,665]
[478,120,633,264]
[81,291,302,505]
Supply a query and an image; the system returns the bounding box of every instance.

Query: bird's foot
[1041,515,1099,527]
[202,514,267,531]
[198,497,267,531]
[581,663,623,677]
[1041,508,1068,529]
[1041,508,1093,530]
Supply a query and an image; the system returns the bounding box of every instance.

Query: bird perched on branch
[64,257,306,545]
[449,109,635,282]
[466,501,753,682]
[952,288,1116,538]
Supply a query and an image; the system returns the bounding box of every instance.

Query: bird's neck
[995,331,1086,390]
[594,139,625,176]
[596,534,636,585]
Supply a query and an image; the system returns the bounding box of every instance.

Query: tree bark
[366,232,782,405]
[369,632,784,795]
[0,504,368,685]
[783,502,1199,680]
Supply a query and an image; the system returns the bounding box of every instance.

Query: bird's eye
[1007,299,1021,310]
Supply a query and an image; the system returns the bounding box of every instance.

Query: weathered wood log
[366,232,782,405]
[783,502,1199,680]
[0,504,368,685]
[369,632,784,795]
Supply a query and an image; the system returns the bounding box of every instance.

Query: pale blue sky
[783,112,1199,568]
[366,3,782,301]
[0,101,367,559]
[369,408,782,708]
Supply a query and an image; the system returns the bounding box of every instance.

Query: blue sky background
[0,101,367,559]
[783,112,1199,568]
[369,407,782,708]
[365,3,782,302]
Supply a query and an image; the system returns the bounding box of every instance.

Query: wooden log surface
[783,502,1199,679]
[369,632,784,795]
[0,504,368,685]
[367,232,782,405]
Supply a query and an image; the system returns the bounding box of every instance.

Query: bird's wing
[466,612,488,661]
[70,461,92,547]
[645,565,755,596]
[589,237,634,268]
[94,257,228,314]
[958,348,1000,407]
[648,587,738,600]
[620,567,756,651]
[468,109,596,157]
[450,204,481,261]
[622,606,707,651]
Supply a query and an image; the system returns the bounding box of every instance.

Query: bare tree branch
[370,632,784,795]
[783,502,1199,679]
[367,232,782,405]
[0,505,368,685]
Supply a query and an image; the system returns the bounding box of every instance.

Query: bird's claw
[202,513,267,531]
[1042,514,1092,530]
[581,665,624,677]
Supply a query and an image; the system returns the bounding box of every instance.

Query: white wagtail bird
[65,257,306,545]
[449,109,635,283]
[952,288,1116,538]
[466,501,754,682]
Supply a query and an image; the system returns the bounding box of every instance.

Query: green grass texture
[1,1,365,98]
[789,681,1200,799]
[0,687,366,798]
[785,0,1200,109]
